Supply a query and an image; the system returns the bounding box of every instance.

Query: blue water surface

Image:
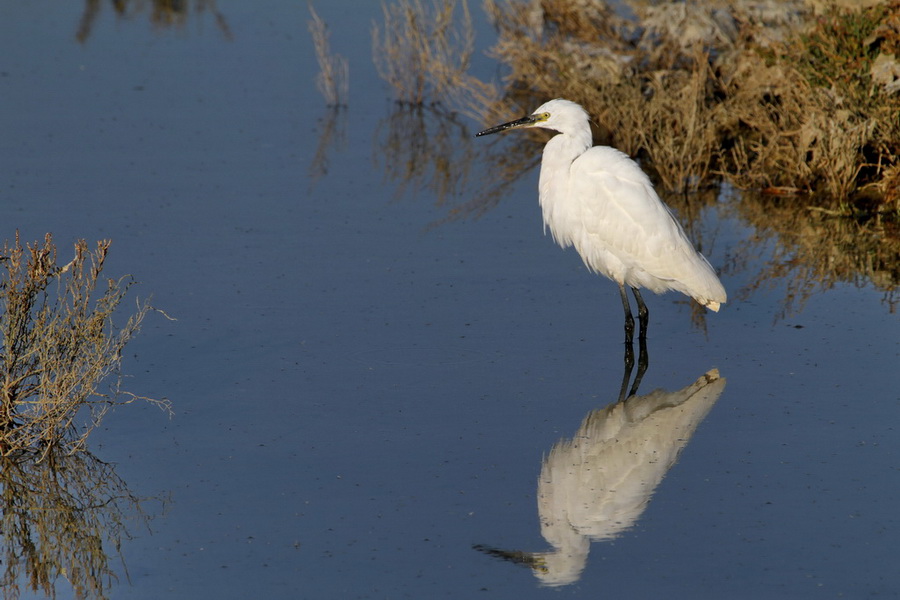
[1,2,898,598]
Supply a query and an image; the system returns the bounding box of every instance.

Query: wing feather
[568,147,723,302]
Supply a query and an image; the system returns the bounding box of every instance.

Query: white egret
[476,99,726,340]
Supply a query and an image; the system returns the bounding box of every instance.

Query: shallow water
[1,2,899,599]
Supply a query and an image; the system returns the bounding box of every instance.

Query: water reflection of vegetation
[0,449,164,600]
[476,368,725,586]
[373,103,540,220]
[725,191,900,316]
[309,108,347,185]
[76,0,232,42]
[377,105,469,208]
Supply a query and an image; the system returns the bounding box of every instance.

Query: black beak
[475,114,538,137]
[473,544,547,571]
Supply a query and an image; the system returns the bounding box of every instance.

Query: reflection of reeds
[0,234,169,459]
[308,6,349,107]
[76,0,232,43]
[375,106,470,203]
[308,107,348,183]
[373,102,540,221]
[724,192,900,317]
[0,449,163,600]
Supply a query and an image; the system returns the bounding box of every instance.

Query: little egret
[476,99,726,341]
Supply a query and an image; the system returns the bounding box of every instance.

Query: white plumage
[477,99,726,338]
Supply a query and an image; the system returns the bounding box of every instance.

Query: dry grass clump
[372,0,499,113]
[0,233,168,460]
[720,1,900,211]
[308,6,349,107]
[483,0,900,207]
[372,0,471,105]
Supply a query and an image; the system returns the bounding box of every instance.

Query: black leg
[618,283,636,403]
[618,338,635,403]
[628,334,650,398]
[631,287,649,340]
[619,284,635,344]
[619,326,650,402]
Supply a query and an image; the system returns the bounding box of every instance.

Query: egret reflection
[476,367,725,586]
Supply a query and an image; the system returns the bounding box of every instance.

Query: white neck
[538,129,591,244]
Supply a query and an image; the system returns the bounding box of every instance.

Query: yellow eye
[538,112,550,121]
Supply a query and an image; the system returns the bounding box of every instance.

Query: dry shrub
[718,60,816,192]
[880,164,900,213]
[0,233,169,460]
[718,1,900,206]
[308,6,349,107]
[635,56,723,192]
[483,0,630,114]
[374,0,481,106]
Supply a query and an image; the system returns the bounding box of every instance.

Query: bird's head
[475,98,589,137]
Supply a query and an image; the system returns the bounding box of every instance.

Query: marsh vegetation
[0,234,168,460]
[309,5,350,107]
[370,0,900,218]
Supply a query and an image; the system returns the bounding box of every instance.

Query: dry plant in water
[372,0,498,115]
[308,5,349,107]
[0,233,169,460]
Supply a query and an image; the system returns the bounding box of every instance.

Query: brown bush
[0,234,169,460]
